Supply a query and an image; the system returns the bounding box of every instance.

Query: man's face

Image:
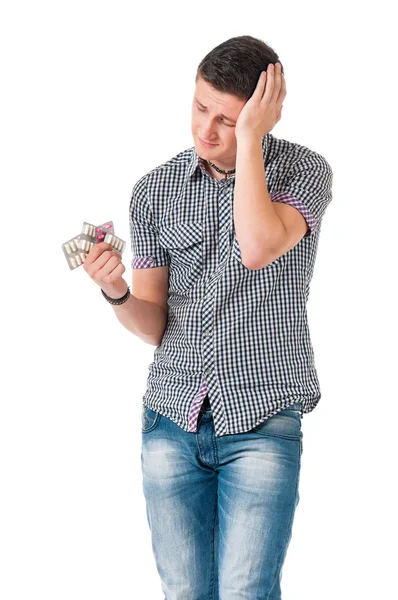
[191,76,246,167]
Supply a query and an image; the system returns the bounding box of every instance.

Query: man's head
[191,35,284,172]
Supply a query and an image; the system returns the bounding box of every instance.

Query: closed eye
[196,105,235,127]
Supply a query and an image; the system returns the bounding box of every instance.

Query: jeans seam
[210,490,218,600]
[252,432,303,441]
[266,450,301,599]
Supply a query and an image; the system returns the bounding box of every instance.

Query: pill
[62,234,86,270]
[82,223,96,237]
[95,221,114,243]
[104,232,126,254]
[78,222,97,253]
[79,239,94,252]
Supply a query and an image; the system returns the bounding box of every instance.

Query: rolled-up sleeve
[270,152,333,237]
[129,174,170,268]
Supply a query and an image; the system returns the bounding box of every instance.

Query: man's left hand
[235,62,286,141]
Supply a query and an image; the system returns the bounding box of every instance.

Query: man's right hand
[83,242,128,299]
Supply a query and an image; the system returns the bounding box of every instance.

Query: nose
[200,121,217,142]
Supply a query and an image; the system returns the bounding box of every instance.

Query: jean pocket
[283,401,302,417]
[142,404,161,433]
[250,403,302,440]
[159,221,203,292]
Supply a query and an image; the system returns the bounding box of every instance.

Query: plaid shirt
[129,133,333,437]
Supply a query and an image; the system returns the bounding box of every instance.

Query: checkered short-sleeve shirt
[129,132,333,437]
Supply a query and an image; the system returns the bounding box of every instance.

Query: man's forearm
[111,293,168,346]
[234,135,285,267]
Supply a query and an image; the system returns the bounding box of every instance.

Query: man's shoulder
[136,146,195,184]
[267,133,331,171]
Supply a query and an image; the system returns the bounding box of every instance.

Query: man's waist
[202,394,211,411]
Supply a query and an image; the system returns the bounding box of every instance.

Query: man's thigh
[216,403,303,600]
[141,405,218,600]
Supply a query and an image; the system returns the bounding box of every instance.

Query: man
[85,34,333,600]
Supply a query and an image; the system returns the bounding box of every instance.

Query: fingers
[253,70,268,100]
[262,62,285,105]
[102,261,126,286]
[84,242,113,267]
[83,242,118,276]
[278,66,287,105]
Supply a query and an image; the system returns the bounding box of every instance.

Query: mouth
[198,136,218,147]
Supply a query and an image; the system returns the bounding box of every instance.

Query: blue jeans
[141,397,303,600]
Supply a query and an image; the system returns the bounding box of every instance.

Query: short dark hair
[195,35,284,102]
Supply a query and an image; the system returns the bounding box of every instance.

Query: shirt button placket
[202,285,216,389]
[200,177,232,433]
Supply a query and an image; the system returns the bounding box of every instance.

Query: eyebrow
[194,97,236,123]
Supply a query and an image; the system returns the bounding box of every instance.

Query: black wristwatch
[101,285,131,305]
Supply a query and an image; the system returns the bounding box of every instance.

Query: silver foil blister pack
[95,221,114,243]
[62,234,88,271]
[77,222,97,254]
[104,232,126,255]
[62,220,125,270]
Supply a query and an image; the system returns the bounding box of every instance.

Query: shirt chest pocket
[158,221,203,292]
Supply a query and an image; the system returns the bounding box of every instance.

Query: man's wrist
[101,280,129,299]
[236,133,263,148]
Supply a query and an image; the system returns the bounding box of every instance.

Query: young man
[87,35,333,600]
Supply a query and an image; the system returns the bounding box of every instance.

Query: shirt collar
[187,133,271,179]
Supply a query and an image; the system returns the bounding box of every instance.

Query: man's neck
[204,160,235,181]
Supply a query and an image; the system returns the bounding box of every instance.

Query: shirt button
[204,330,211,337]
[221,225,226,232]
[205,368,213,376]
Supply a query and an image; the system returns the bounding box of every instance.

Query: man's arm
[109,265,169,346]
[234,136,290,269]
[233,136,309,269]
[233,64,332,270]
[110,292,168,346]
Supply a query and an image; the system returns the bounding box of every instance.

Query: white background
[1,1,397,598]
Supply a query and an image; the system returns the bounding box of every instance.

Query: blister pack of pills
[62,234,89,271]
[62,220,125,270]
[77,222,97,254]
[95,221,114,243]
[104,232,126,255]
